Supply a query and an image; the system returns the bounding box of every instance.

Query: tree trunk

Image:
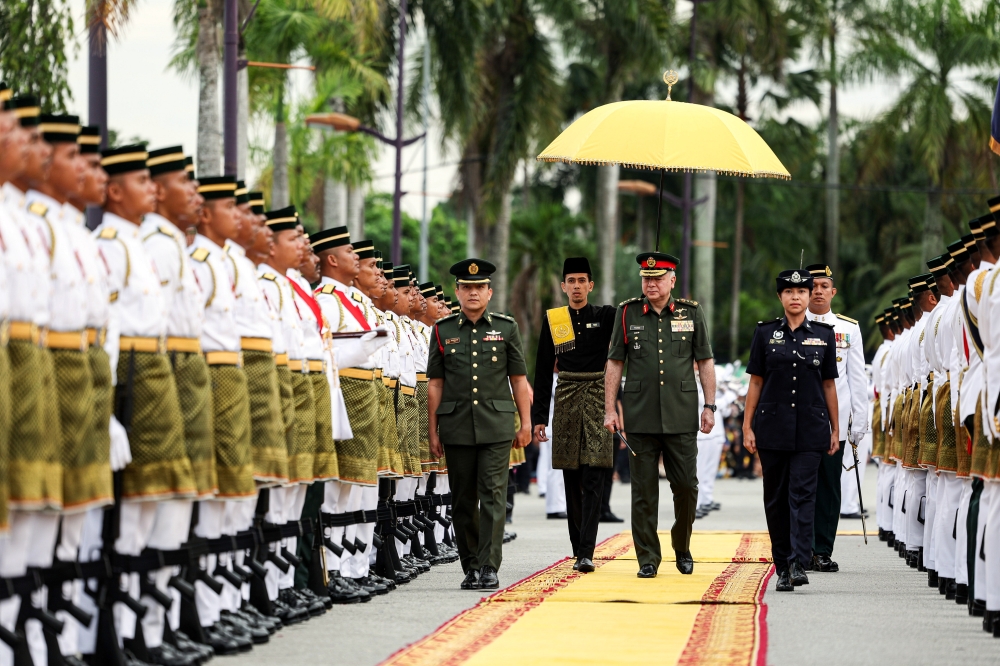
[237,55,248,180]
[923,187,943,264]
[272,96,289,207]
[196,0,221,177]
[729,179,745,360]
[347,184,365,240]
[825,18,840,275]
[636,195,647,251]
[492,190,513,311]
[323,177,346,230]
[693,171,717,335]
[596,164,620,306]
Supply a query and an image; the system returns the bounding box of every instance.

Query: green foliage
[0,0,76,111]
[363,192,468,292]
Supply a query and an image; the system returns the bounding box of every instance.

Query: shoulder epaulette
[676,298,699,307]
[490,312,515,321]
[812,320,835,329]
[835,313,858,325]
[618,297,642,306]
[436,313,458,323]
[318,283,336,295]
[190,247,209,263]
[756,318,781,326]
[260,272,277,281]
[28,202,48,218]
[97,227,117,240]
[351,291,364,303]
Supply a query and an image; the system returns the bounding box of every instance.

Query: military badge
[773,331,783,339]
[646,256,656,268]
[445,337,460,345]
[671,321,694,332]
[469,262,479,275]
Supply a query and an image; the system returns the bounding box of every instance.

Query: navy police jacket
[745,316,838,451]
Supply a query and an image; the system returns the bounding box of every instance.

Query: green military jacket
[428,310,528,446]
[608,295,713,434]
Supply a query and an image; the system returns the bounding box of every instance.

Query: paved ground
[235,463,1000,665]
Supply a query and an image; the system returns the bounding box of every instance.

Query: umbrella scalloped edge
[534,156,791,180]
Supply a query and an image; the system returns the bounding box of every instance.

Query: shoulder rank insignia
[812,320,834,329]
[260,272,277,281]
[618,297,642,307]
[319,284,336,295]
[835,313,858,325]
[28,202,48,218]
[351,292,364,303]
[97,227,117,240]
[190,247,209,262]
[756,317,781,326]
[437,313,458,323]
[490,312,514,321]
[676,298,699,307]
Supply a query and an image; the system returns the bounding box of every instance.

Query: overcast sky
[62,0,925,219]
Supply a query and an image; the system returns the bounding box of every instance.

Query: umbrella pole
[654,168,665,251]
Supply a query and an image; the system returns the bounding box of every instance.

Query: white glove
[333,328,392,369]
[849,426,867,444]
[109,415,132,472]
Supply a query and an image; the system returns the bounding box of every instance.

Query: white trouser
[320,481,344,572]
[278,486,307,590]
[536,438,551,496]
[923,472,939,571]
[983,480,1000,611]
[545,467,566,515]
[77,507,106,656]
[696,435,725,507]
[433,475,449,542]
[975,482,992,603]
[841,435,872,515]
[53,511,91,657]
[905,469,927,549]
[353,487,378,578]
[956,478,974,585]
[934,472,962,579]
[0,510,59,666]
[194,500,226,627]
[875,463,891,530]
[338,486,363,578]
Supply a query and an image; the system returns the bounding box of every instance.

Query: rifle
[844,415,868,544]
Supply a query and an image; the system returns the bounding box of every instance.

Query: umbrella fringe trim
[534,156,791,180]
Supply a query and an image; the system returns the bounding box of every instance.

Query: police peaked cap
[775,269,813,293]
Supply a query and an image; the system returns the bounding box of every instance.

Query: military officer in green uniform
[604,252,716,578]
[428,259,533,590]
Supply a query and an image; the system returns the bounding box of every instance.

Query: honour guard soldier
[604,252,715,578]
[532,257,615,573]
[803,263,867,572]
[428,259,532,590]
[743,269,840,592]
[872,309,896,542]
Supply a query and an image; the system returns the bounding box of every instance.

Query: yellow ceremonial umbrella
[536,71,789,253]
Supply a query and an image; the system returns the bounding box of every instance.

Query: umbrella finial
[663,70,680,101]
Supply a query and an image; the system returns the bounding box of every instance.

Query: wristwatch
[703,403,717,412]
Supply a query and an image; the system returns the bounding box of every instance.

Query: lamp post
[305,113,424,262]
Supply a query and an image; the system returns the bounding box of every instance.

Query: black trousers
[759,449,823,571]
[563,465,610,560]
[812,442,845,556]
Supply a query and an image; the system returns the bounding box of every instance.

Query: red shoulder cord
[622,304,630,345]
[434,324,444,354]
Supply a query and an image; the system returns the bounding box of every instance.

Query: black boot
[955,583,969,605]
[972,599,987,617]
[927,569,938,587]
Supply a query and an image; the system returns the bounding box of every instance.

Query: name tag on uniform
[835,332,850,348]
[445,337,460,345]
[586,322,600,328]
[802,338,826,346]
[769,339,785,345]
[629,325,644,331]
[671,321,694,332]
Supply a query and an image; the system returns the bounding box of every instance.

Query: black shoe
[675,551,694,575]
[789,560,809,586]
[972,599,987,617]
[946,579,957,600]
[811,554,839,572]
[64,657,91,666]
[326,575,362,604]
[985,609,999,632]
[203,624,250,655]
[927,569,939,588]
[338,577,372,603]
[172,630,215,661]
[220,612,270,645]
[599,512,624,523]
[636,564,657,579]
[479,566,499,589]
[547,512,567,519]
[572,558,580,571]
[123,650,156,666]
[840,512,864,519]
[695,508,709,520]
[775,570,793,592]
[146,644,198,666]
[353,575,389,595]
[708,502,721,511]
[917,547,926,572]
[886,532,895,547]
[938,577,950,595]
[460,570,480,590]
[955,583,969,605]
[503,530,517,543]
[992,612,1000,638]
[577,557,595,573]
[878,527,887,541]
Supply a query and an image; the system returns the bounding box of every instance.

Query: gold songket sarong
[935,381,957,472]
[310,371,338,481]
[289,371,316,484]
[552,371,613,470]
[243,350,288,484]
[172,350,216,497]
[209,365,255,497]
[337,375,380,486]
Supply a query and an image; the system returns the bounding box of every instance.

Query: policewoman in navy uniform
[743,269,840,592]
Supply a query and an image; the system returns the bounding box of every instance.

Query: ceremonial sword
[844,415,868,544]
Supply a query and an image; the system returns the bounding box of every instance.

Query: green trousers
[628,432,698,570]
[812,443,845,557]
[444,440,511,573]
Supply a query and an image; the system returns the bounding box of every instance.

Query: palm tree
[552,0,673,306]
[848,0,1000,262]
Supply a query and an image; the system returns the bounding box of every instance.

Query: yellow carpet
[381,531,774,666]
